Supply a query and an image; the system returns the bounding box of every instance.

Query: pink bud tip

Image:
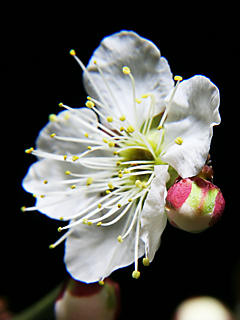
[166,177,225,233]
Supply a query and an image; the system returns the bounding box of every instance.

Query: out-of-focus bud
[55,278,120,320]
[166,176,225,233]
[173,296,235,320]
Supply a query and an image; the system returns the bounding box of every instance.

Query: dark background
[1,6,239,319]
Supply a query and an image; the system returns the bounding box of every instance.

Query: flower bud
[166,177,225,233]
[55,278,120,320]
[173,296,235,320]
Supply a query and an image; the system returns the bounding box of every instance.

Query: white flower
[22,31,221,283]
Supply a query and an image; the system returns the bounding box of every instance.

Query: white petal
[65,205,145,283]
[22,158,94,220]
[36,107,99,155]
[83,31,174,127]
[140,165,169,261]
[161,76,220,178]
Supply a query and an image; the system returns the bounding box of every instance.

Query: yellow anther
[141,182,147,189]
[128,198,133,202]
[117,235,123,243]
[63,155,67,160]
[135,180,142,188]
[40,194,45,198]
[65,170,71,175]
[98,203,102,209]
[58,227,62,232]
[49,244,55,249]
[116,161,121,166]
[50,133,56,138]
[97,222,102,227]
[93,60,97,65]
[87,146,92,150]
[82,218,88,224]
[117,203,122,208]
[119,115,126,121]
[175,137,183,145]
[108,182,114,190]
[107,116,113,122]
[118,172,123,178]
[120,126,125,132]
[113,151,119,155]
[58,102,64,107]
[84,132,89,138]
[87,221,93,226]
[98,280,104,286]
[141,93,150,99]
[20,206,26,212]
[71,185,76,189]
[174,75,183,81]
[122,66,131,74]
[102,138,108,143]
[132,270,141,279]
[123,168,130,174]
[143,257,150,266]
[85,100,95,109]
[87,96,92,100]
[157,125,163,130]
[69,49,76,56]
[33,194,37,198]
[25,147,34,154]
[59,217,64,221]
[43,180,48,184]
[86,177,93,186]
[49,114,57,122]
[108,141,115,148]
[106,190,111,194]
[135,98,142,104]
[126,125,135,133]
[72,155,79,161]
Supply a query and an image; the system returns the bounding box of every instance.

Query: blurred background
[1,5,239,319]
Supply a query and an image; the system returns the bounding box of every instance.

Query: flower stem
[12,284,62,320]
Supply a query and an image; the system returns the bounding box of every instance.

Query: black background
[1,6,239,319]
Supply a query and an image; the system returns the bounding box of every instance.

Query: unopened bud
[173,296,235,320]
[55,277,120,320]
[166,177,225,233]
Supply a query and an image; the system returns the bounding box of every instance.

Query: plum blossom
[22,31,221,283]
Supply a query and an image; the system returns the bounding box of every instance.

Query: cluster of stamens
[23,49,184,282]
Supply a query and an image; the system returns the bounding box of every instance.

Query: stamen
[142,257,150,267]
[122,66,137,125]
[121,193,146,240]
[158,75,183,129]
[69,49,76,56]
[119,115,126,121]
[49,114,57,122]
[49,228,74,249]
[86,177,93,186]
[174,75,183,81]
[174,137,183,145]
[94,60,124,115]
[25,147,34,154]
[51,132,105,146]
[141,94,156,135]
[132,206,142,279]
[98,280,105,286]
[101,201,134,227]
[132,270,140,279]
[70,53,109,109]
